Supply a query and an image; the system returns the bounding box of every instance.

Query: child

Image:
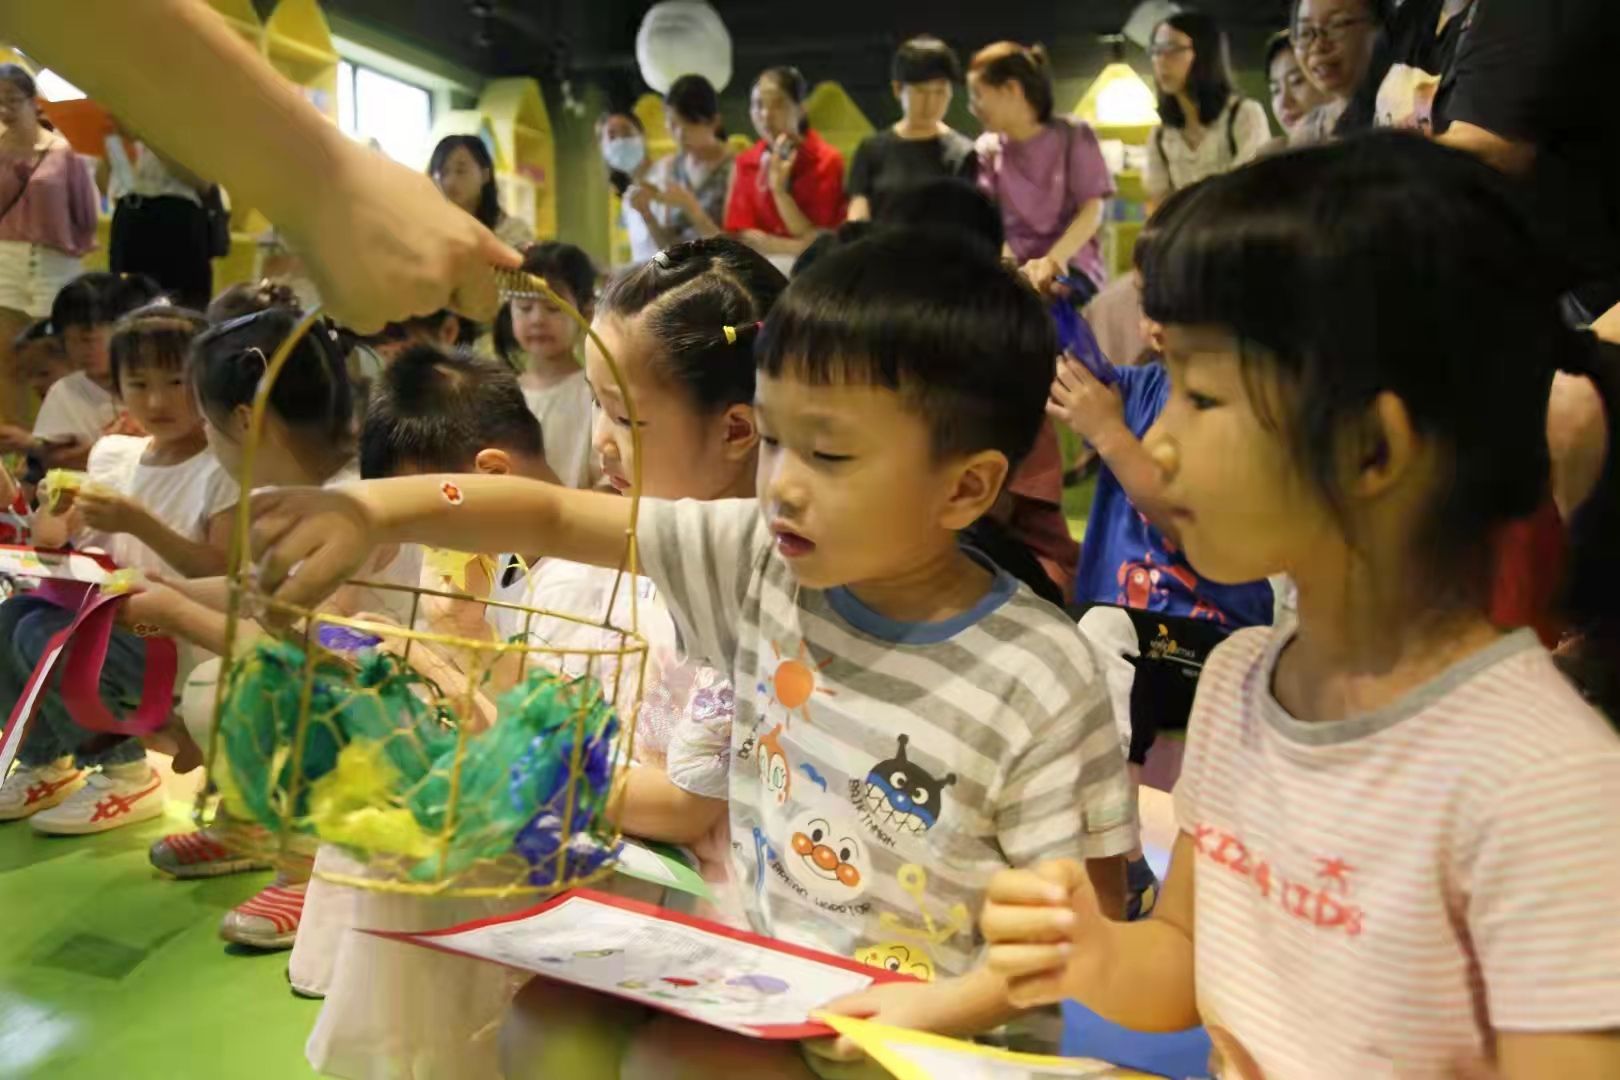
[307,239,780,1071]
[0,304,234,833]
[14,318,72,408]
[30,272,164,470]
[1049,193,1275,918]
[494,241,599,489]
[137,306,421,946]
[981,135,1620,1078]
[249,228,1137,1076]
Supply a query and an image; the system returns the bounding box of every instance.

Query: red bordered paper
[369,887,918,1039]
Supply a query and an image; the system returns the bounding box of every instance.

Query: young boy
[250,229,1137,1074]
[0,304,235,834]
[28,273,165,471]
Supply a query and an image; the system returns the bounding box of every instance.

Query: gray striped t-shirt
[638,497,1136,983]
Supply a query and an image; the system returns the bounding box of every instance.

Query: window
[336,60,433,168]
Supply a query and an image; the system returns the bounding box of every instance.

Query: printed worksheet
[377,889,906,1038]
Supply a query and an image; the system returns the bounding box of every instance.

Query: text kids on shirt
[248,227,1137,1076]
[982,134,1620,1080]
[305,241,786,1080]
[495,240,599,489]
[0,304,236,834]
[30,272,164,471]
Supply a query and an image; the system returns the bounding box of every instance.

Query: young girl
[139,306,422,946]
[0,304,234,833]
[303,238,787,1079]
[981,135,1620,1078]
[495,241,599,489]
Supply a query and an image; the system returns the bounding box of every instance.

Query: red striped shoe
[220,878,308,950]
[150,827,273,879]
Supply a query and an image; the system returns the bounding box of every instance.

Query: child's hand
[981,859,1112,1009]
[249,486,383,615]
[103,411,147,438]
[766,137,798,194]
[1048,354,1126,445]
[0,423,34,454]
[810,979,958,1063]
[116,579,178,636]
[627,184,658,219]
[75,486,149,536]
[656,181,701,216]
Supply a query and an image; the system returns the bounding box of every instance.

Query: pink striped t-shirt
[1174,625,1620,1078]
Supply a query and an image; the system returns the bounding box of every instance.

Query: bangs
[111,310,207,385]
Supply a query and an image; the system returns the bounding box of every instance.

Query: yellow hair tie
[723,325,738,345]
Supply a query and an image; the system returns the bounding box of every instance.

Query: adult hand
[981,859,1111,1009]
[626,183,658,220]
[75,484,148,536]
[1020,255,1064,298]
[1048,353,1126,445]
[656,181,701,216]
[766,135,798,194]
[278,137,523,333]
[248,485,382,614]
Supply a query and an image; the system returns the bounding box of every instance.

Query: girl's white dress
[302,557,735,1079]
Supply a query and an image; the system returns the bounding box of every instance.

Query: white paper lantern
[636,1,733,95]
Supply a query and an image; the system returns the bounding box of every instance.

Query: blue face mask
[602,134,646,174]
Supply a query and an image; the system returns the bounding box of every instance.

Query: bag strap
[0,587,178,779]
[0,145,50,225]
[1227,100,1240,159]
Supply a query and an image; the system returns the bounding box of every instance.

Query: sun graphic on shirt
[757,639,835,728]
[1315,856,1355,894]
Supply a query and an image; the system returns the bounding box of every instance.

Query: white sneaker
[31,767,165,835]
[0,761,85,821]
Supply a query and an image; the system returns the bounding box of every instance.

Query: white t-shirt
[33,371,117,442]
[319,461,423,626]
[104,135,203,205]
[1144,97,1272,202]
[521,371,595,490]
[84,434,238,576]
[1176,624,1620,1077]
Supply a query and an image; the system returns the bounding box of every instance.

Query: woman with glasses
[1144,11,1271,209]
[846,36,977,223]
[428,134,534,253]
[1291,0,1389,141]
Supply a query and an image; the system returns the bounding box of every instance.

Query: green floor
[0,800,320,1080]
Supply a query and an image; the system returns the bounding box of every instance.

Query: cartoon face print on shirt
[859,735,957,836]
[855,942,936,982]
[784,806,870,903]
[757,724,791,806]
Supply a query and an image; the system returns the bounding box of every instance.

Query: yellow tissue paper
[39,469,86,511]
[307,741,436,859]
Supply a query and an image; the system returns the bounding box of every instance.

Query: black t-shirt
[1434,0,1620,291]
[846,129,977,220]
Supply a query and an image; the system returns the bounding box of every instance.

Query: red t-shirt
[1007,420,1081,603]
[724,130,847,237]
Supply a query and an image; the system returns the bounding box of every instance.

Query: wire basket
[200,269,647,899]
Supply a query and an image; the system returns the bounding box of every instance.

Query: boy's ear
[940,450,1010,531]
[230,403,254,439]
[719,403,759,463]
[438,316,462,349]
[473,448,514,476]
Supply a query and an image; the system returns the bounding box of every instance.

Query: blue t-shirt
[1074,362,1273,627]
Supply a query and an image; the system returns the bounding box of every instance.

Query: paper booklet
[819,1014,1155,1079]
[0,545,114,584]
[371,888,915,1039]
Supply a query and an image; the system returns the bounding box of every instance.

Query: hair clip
[723,325,738,345]
[653,250,672,269]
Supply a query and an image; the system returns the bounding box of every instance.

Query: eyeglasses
[1293,16,1374,50]
[1147,44,1194,59]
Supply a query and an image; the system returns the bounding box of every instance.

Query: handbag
[202,184,232,258]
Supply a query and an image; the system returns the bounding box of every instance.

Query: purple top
[977,119,1114,288]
